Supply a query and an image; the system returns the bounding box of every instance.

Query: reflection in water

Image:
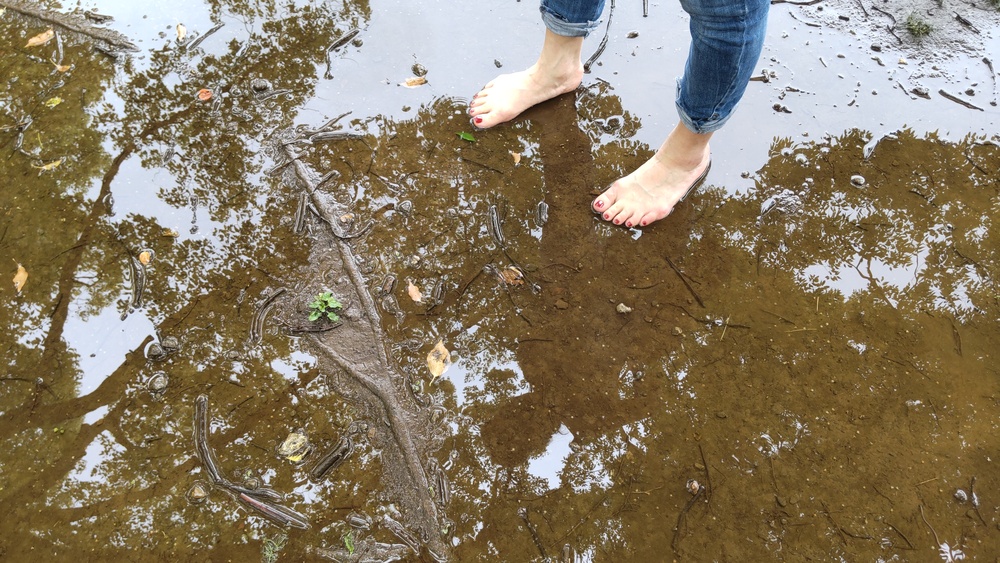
[2,2,1000,562]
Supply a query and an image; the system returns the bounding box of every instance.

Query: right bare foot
[469,31,584,129]
[468,64,583,128]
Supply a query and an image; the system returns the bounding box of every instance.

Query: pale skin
[469,30,713,228]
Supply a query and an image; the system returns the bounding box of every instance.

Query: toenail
[595,200,604,209]
[625,222,632,228]
[603,213,610,220]
[474,116,483,124]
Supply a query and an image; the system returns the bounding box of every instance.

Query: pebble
[616,303,632,314]
[850,174,866,187]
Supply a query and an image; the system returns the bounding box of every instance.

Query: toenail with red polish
[603,213,610,220]
[595,200,604,209]
[474,116,483,124]
[626,222,632,228]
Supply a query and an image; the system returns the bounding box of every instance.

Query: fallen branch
[1,0,139,52]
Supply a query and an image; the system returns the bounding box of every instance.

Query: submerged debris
[193,395,310,529]
[309,433,355,481]
[276,430,313,464]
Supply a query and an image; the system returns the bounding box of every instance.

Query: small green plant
[308,292,343,322]
[261,533,287,563]
[905,13,932,38]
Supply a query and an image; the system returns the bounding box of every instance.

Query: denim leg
[539,0,607,37]
[675,0,769,133]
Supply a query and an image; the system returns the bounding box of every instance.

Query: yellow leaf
[406,279,423,303]
[138,251,152,265]
[176,23,187,41]
[426,340,451,382]
[401,76,427,88]
[510,151,521,165]
[31,158,63,173]
[53,62,71,72]
[12,261,27,293]
[25,29,54,48]
[44,97,63,108]
[161,228,180,238]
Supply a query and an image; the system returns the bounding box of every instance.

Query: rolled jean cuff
[539,5,601,37]
[674,78,737,134]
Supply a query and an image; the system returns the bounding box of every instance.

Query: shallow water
[1,0,999,561]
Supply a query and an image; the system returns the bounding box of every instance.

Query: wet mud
[1,0,999,562]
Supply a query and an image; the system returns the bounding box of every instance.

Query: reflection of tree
[332,79,1000,560]
[6,0,1000,558]
[2,1,375,559]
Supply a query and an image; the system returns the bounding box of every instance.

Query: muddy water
[1,0,999,561]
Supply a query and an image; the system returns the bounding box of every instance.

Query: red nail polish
[625,222,632,228]
[603,213,610,220]
[474,116,483,124]
[595,200,603,209]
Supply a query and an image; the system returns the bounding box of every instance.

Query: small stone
[871,44,882,52]
[965,88,975,96]
[186,481,209,504]
[955,489,968,503]
[672,327,683,336]
[146,372,169,394]
[411,63,428,77]
[554,299,569,310]
[616,303,632,314]
[850,174,866,187]
[626,31,639,38]
[686,479,701,495]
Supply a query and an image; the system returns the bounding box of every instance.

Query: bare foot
[593,126,713,228]
[469,31,584,129]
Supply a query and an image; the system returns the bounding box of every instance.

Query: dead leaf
[138,251,152,265]
[499,266,525,286]
[510,151,521,165]
[161,228,180,237]
[401,76,427,88]
[426,340,451,382]
[197,88,212,101]
[25,29,54,48]
[176,23,187,41]
[31,158,63,173]
[406,279,423,303]
[12,261,27,293]
[44,97,63,108]
[53,62,71,72]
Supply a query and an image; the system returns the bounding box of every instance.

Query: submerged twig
[665,256,705,308]
[324,29,360,79]
[584,0,615,72]
[938,89,984,111]
[518,507,548,560]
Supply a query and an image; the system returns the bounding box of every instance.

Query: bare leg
[592,123,712,228]
[468,29,584,129]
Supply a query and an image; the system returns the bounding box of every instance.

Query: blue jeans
[539,0,769,134]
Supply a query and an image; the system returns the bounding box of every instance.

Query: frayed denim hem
[539,5,601,37]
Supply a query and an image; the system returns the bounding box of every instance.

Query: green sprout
[905,13,932,38]
[308,292,343,322]
[343,531,355,555]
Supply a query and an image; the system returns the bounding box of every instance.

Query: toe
[592,185,619,213]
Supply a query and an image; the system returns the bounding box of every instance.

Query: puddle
[1,0,999,561]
